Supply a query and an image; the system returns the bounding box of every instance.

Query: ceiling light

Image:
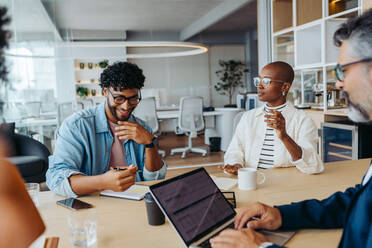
[5,41,208,59]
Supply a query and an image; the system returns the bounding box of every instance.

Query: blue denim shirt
[46,102,167,197]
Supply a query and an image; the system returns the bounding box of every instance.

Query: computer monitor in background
[237,93,260,110]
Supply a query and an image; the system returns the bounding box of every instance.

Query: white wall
[128,47,210,106]
[128,45,246,107]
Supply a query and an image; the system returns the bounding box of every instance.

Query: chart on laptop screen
[151,170,235,244]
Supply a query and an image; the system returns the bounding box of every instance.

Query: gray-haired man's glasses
[333,58,372,82]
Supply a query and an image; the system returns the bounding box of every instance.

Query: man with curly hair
[47,62,166,197]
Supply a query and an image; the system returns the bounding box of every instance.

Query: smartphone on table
[56,198,93,211]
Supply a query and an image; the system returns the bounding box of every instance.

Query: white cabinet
[215,108,242,151]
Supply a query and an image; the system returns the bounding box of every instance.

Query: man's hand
[210,228,267,248]
[100,165,137,192]
[115,121,154,145]
[219,164,243,175]
[264,110,287,140]
[235,202,282,230]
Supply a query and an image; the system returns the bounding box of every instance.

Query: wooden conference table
[38,159,371,248]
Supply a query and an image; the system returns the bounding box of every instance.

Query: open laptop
[149,168,294,248]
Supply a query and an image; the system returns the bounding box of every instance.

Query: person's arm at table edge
[288,116,324,174]
[46,120,87,197]
[69,174,104,195]
[69,166,138,195]
[144,138,163,172]
[224,114,246,167]
[142,158,167,180]
[279,133,302,162]
[139,120,166,178]
[275,184,361,230]
[0,159,45,248]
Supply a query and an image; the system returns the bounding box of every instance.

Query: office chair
[232,111,244,134]
[21,101,42,138]
[57,102,75,127]
[53,102,77,149]
[170,96,207,158]
[76,101,84,111]
[133,97,166,158]
[24,101,41,118]
[1,123,50,183]
[77,98,94,109]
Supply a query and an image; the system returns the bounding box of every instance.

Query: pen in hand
[111,167,142,173]
[111,167,127,171]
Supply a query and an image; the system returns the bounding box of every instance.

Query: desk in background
[156,105,179,111]
[15,117,58,146]
[37,159,370,247]
[156,110,222,142]
[157,108,242,151]
[156,110,222,119]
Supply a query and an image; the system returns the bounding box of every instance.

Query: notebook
[149,168,295,248]
[100,185,149,200]
[210,175,237,190]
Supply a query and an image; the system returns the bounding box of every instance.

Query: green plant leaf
[214,59,248,104]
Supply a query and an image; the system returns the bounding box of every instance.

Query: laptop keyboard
[199,222,235,248]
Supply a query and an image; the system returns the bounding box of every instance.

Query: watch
[258,242,274,248]
[145,136,158,148]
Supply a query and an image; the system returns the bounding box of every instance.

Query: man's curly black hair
[100,61,145,91]
[0,7,10,83]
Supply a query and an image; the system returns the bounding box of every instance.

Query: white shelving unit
[74,59,111,103]
[271,0,362,111]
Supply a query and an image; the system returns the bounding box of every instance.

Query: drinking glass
[67,210,97,247]
[25,183,40,207]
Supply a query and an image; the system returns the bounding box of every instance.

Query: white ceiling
[53,0,225,31]
[4,0,257,42]
[207,0,257,31]
[0,0,54,32]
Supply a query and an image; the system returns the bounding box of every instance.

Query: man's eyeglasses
[253,77,286,88]
[108,89,141,105]
[333,58,372,82]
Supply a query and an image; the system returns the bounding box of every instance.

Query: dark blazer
[271,163,372,248]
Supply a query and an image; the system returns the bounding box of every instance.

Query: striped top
[258,102,287,169]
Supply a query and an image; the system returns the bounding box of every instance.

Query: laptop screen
[150,168,236,246]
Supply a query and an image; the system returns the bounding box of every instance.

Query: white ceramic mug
[238,168,266,190]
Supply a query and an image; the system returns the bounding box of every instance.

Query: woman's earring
[282,92,286,96]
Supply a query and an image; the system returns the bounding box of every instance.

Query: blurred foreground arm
[0,159,45,248]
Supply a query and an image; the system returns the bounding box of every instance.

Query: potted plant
[214,60,248,107]
[76,87,89,98]
[98,60,109,69]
